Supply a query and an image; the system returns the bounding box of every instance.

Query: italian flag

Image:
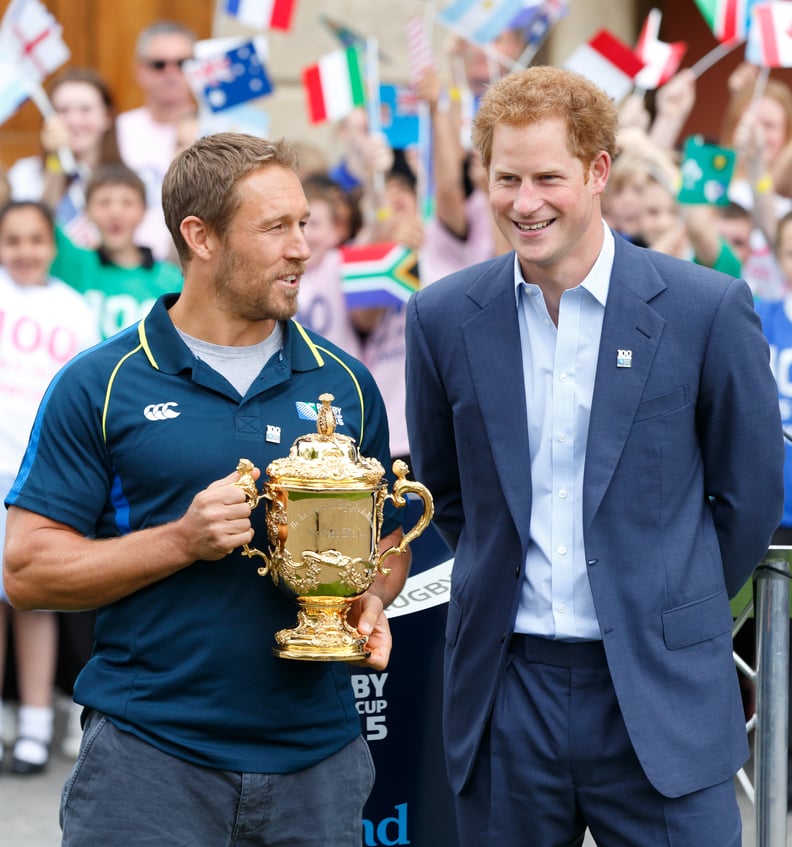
[340,243,420,308]
[746,2,792,67]
[302,47,366,124]
[693,0,751,43]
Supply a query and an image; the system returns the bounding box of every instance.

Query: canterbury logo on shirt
[143,402,181,421]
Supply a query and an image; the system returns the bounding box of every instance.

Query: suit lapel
[463,257,533,546]
[583,241,666,527]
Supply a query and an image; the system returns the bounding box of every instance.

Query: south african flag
[339,242,420,308]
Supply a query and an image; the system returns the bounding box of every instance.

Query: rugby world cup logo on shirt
[295,401,344,426]
[143,401,181,421]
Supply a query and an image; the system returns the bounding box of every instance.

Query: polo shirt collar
[137,294,325,376]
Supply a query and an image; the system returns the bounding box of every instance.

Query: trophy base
[273,596,371,662]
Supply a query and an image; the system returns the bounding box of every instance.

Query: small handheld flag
[438,0,525,45]
[693,0,761,44]
[563,30,645,102]
[0,0,70,79]
[223,0,296,31]
[184,38,273,113]
[510,0,569,48]
[677,135,736,205]
[745,2,792,67]
[340,243,420,308]
[302,46,367,124]
[634,9,687,90]
[0,60,31,125]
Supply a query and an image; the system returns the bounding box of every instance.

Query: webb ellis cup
[234,393,434,661]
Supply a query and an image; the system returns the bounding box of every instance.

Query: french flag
[223,0,296,31]
[563,30,646,102]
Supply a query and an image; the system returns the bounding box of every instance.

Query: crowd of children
[3,13,792,784]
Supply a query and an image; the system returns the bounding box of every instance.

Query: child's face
[639,180,679,247]
[87,184,146,253]
[776,220,792,284]
[603,176,645,237]
[52,81,112,160]
[716,216,752,265]
[0,207,55,286]
[304,198,340,265]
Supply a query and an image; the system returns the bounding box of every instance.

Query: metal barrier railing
[733,546,791,847]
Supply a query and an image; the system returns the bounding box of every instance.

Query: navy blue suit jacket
[405,234,784,798]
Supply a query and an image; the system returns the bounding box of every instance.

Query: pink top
[296,248,362,359]
[419,189,496,285]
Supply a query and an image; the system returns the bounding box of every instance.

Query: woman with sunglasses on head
[7,68,122,248]
[115,20,198,263]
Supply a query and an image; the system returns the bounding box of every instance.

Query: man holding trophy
[3,133,412,846]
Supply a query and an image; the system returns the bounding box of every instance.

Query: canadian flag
[634,9,687,90]
[563,30,645,102]
[746,2,792,67]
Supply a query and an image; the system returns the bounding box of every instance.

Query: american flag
[405,15,435,85]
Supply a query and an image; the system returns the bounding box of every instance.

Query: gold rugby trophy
[234,393,433,661]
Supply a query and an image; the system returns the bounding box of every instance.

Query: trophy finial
[317,393,336,436]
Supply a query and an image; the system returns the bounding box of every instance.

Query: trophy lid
[266,394,385,490]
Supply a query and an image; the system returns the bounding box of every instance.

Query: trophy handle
[233,458,272,576]
[377,460,435,575]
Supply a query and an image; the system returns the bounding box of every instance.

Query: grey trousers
[60,711,375,846]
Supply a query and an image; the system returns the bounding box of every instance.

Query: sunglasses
[143,58,190,71]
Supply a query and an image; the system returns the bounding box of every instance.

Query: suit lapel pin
[616,349,633,368]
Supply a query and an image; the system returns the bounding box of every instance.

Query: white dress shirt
[513,222,614,640]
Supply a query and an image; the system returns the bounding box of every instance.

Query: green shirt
[693,236,742,280]
[52,227,183,339]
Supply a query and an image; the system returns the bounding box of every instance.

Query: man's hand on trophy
[348,592,393,671]
[176,468,261,563]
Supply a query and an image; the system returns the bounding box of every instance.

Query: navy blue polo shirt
[7,294,400,773]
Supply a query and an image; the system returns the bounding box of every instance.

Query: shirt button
[556,603,568,614]
[559,371,568,381]
[558,489,567,499]
[558,432,567,442]
[557,545,567,555]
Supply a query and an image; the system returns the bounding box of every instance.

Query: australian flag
[185,38,273,113]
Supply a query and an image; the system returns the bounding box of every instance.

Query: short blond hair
[472,66,618,173]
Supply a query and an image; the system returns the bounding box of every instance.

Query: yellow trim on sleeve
[102,346,142,442]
